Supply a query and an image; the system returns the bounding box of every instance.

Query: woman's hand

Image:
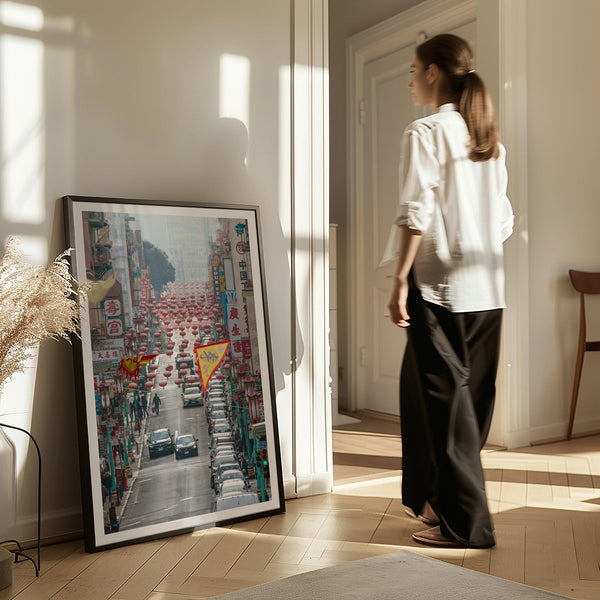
[388,277,410,327]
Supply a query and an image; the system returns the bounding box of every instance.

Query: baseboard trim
[295,472,333,497]
[528,416,600,446]
[1,506,83,548]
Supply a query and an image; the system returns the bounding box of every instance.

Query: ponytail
[416,34,500,162]
[459,71,500,162]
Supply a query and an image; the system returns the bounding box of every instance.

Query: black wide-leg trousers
[400,273,502,548]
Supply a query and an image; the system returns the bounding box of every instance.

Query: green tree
[142,241,176,295]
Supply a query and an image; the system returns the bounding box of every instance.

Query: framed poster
[63,196,285,552]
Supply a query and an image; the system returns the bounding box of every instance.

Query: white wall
[0,0,296,542]
[526,0,600,440]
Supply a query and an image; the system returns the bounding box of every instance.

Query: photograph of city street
[65,198,283,550]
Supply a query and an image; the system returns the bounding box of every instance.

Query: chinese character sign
[104,298,121,317]
[106,318,123,336]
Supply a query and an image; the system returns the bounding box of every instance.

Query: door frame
[346,0,530,448]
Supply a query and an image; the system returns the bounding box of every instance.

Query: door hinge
[358,100,366,126]
[359,346,367,367]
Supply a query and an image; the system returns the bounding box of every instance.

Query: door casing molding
[346,0,530,448]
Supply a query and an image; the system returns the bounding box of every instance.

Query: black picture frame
[63,196,285,552]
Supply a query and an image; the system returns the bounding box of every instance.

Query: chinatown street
[118,354,215,531]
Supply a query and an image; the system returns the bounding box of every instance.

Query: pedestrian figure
[109,502,119,533]
[141,393,149,417]
[382,34,513,549]
[152,392,161,416]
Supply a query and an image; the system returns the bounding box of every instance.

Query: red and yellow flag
[195,342,230,388]
[120,354,155,379]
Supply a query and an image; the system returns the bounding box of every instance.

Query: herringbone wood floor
[3,411,600,600]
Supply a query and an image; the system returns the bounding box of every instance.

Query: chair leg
[567,341,586,440]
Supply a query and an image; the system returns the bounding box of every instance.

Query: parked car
[212,461,242,488]
[147,428,174,459]
[209,432,234,450]
[206,401,228,423]
[215,490,259,511]
[210,443,236,460]
[215,469,246,495]
[219,479,247,496]
[175,433,198,459]
[210,453,237,482]
[182,385,203,408]
[208,410,228,427]
[212,420,232,435]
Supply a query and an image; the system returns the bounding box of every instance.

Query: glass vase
[0,424,17,537]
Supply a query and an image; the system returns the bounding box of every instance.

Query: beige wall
[329,0,423,408]
[526,0,600,439]
[0,0,293,542]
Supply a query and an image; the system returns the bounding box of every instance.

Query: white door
[359,21,476,415]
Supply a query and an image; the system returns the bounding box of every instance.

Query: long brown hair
[416,33,499,162]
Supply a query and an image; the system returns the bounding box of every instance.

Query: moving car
[175,433,199,459]
[147,428,174,459]
[182,385,203,408]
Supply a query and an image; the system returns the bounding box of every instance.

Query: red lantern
[128,382,137,390]
[145,381,154,389]
[152,349,159,355]
[166,350,173,356]
[155,341,162,348]
[148,373,155,380]
[164,371,172,378]
[159,380,167,388]
[174,378,183,386]
[153,331,161,338]
[166,365,173,371]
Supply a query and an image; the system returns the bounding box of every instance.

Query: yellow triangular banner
[195,342,230,389]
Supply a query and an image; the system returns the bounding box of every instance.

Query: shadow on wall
[0,0,299,540]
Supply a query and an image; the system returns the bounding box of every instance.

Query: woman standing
[381,34,514,548]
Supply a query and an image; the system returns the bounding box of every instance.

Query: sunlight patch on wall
[219,53,250,163]
[1,32,45,224]
[0,1,43,31]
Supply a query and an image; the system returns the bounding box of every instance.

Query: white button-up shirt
[380,103,514,313]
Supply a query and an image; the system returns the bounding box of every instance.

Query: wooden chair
[567,270,600,439]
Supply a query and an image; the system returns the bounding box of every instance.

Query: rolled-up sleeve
[395,128,439,232]
[379,127,439,267]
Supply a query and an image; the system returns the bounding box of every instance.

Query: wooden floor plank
[49,541,164,600]
[4,415,600,600]
[111,533,204,600]
[154,529,225,593]
[489,522,525,583]
[572,516,600,581]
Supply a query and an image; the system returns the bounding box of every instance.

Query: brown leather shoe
[412,526,463,548]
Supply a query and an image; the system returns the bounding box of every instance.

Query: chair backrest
[569,270,600,295]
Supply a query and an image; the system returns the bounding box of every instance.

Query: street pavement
[119,353,215,531]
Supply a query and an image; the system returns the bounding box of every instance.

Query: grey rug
[207,550,572,599]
